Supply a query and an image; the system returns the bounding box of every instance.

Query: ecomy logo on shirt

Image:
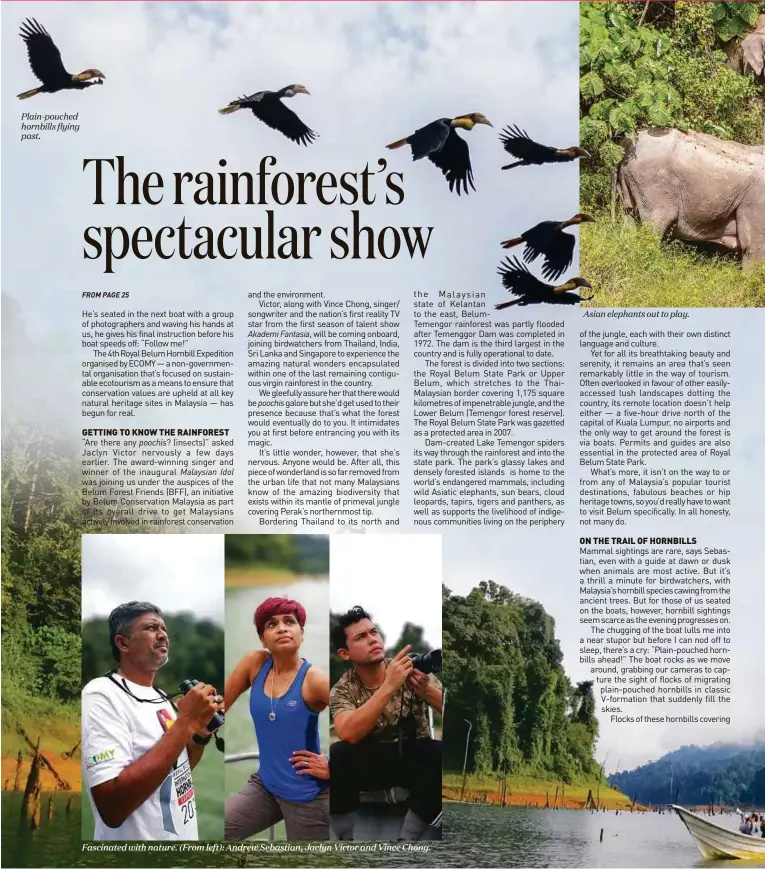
[86,748,116,768]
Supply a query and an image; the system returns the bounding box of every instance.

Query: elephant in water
[617,128,765,268]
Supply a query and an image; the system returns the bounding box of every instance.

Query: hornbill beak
[74,69,106,81]
[294,85,311,95]
[578,278,593,289]
[478,116,493,127]
[576,147,591,158]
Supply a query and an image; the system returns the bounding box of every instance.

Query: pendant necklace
[268,668,281,721]
[268,662,298,721]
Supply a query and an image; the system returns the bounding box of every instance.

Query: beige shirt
[330,659,440,743]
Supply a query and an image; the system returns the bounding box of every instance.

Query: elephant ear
[741,30,765,78]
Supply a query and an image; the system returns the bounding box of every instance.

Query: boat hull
[673,805,765,860]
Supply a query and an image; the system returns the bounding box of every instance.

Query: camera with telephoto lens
[407,649,442,675]
[179,679,225,732]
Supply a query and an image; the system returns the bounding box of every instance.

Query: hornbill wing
[247,97,317,145]
[520,221,559,266]
[499,124,557,163]
[427,128,475,195]
[407,119,451,160]
[539,231,576,282]
[20,19,69,85]
[498,256,552,301]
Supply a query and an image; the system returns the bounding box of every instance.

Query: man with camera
[82,601,224,840]
[329,606,443,841]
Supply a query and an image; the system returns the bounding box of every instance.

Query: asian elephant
[617,128,765,268]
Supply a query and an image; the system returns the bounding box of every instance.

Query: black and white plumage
[500,214,596,281]
[495,257,593,309]
[17,18,105,99]
[386,113,493,196]
[218,84,317,146]
[499,124,589,170]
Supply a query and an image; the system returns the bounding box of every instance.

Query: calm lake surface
[6,779,764,868]
[429,803,765,869]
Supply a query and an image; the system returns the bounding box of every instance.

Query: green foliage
[2,427,85,714]
[581,219,765,306]
[711,1,764,42]
[1,414,173,737]
[442,581,601,784]
[581,1,765,211]
[35,626,82,702]
[81,612,224,697]
[224,534,329,575]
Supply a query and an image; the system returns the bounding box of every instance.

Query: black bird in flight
[495,257,593,309]
[501,213,596,282]
[386,113,493,195]
[499,124,589,170]
[218,85,317,146]
[17,19,105,99]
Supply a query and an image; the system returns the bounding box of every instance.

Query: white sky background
[81,533,225,624]
[330,533,442,648]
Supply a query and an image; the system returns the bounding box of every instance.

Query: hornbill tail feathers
[500,237,523,250]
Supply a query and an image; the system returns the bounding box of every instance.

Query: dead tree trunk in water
[13,751,23,791]
[21,737,42,825]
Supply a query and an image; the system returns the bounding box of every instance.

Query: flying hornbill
[500,213,596,282]
[17,19,105,99]
[499,124,589,170]
[386,113,493,196]
[218,85,317,146]
[495,257,593,309]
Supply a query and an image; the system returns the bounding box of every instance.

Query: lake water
[5,794,765,868]
[430,803,765,868]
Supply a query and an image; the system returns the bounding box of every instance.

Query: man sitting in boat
[329,606,443,841]
[740,813,755,835]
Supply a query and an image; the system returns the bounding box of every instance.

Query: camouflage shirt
[330,659,441,743]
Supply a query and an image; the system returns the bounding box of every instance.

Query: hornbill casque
[495,257,593,309]
[386,113,493,195]
[17,19,105,99]
[218,85,317,146]
[499,124,589,170]
[501,213,596,282]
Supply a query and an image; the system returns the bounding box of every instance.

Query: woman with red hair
[224,596,330,840]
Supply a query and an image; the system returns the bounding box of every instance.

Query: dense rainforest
[609,742,765,806]
[2,426,84,716]
[442,581,600,784]
[82,612,224,697]
[225,533,329,575]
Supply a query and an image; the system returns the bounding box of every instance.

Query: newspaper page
[2,1,764,868]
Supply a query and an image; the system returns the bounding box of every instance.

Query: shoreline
[442,775,635,811]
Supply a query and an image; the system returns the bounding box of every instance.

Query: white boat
[672,805,765,860]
